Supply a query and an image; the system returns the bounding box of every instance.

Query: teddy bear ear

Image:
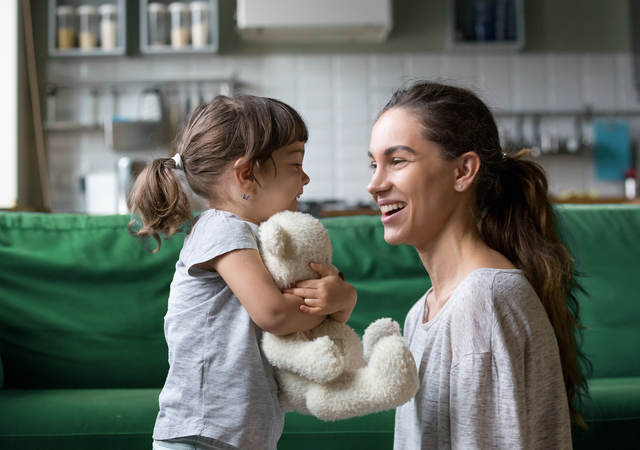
[261,222,290,258]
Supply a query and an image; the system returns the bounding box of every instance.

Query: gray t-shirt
[394,269,571,449]
[153,209,283,450]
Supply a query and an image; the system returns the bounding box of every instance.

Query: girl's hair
[128,94,308,251]
[381,81,589,428]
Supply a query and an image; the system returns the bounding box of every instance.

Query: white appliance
[236,0,393,43]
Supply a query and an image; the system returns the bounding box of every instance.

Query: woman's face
[367,108,459,249]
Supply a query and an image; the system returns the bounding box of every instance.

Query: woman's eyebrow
[368,145,417,159]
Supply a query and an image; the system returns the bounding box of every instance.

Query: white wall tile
[547,54,583,110]
[513,55,548,111]
[582,54,617,110]
[407,54,443,82]
[476,54,513,110]
[440,54,479,90]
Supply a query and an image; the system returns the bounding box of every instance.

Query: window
[0,0,17,209]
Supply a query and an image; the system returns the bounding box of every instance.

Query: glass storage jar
[168,2,190,49]
[56,5,76,50]
[77,5,99,50]
[98,4,118,50]
[189,1,209,48]
[148,2,169,47]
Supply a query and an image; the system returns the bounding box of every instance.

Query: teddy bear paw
[362,317,401,361]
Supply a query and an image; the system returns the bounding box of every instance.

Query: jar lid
[148,2,168,13]
[76,5,98,15]
[168,2,189,12]
[56,5,75,15]
[98,4,118,15]
[189,1,209,11]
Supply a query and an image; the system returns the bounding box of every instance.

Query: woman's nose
[367,166,390,196]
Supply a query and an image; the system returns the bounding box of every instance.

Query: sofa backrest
[553,205,640,378]
[0,213,182,388]
[0,205,638,388]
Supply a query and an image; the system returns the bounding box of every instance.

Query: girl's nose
[302,169,310,186]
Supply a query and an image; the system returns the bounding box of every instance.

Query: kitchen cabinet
[48,0,127,56]
[139,0,219,54]
[448,0,525,50]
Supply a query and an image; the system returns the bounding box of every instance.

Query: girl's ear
[233,158,255,192]
[454,151,481,191]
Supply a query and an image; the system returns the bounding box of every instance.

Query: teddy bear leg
[263,332,345,384]
[305,335,418,421]
[362,317,402,361]
[277,371,312,415]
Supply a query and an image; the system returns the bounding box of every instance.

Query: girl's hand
[283,262,357,323]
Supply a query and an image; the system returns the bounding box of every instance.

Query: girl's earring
[242,193,250,200]
[456,184,463,191]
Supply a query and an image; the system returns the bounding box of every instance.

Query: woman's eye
[368,161,377,170]
[392,158,406,165]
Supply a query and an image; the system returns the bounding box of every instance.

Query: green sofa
[0,205,638,449]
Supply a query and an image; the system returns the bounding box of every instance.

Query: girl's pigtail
[477,150,589,429]
[128,156,192,252]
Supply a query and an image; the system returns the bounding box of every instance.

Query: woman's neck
[417,220,516,307]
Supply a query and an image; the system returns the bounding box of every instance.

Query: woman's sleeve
[449,352,527,449]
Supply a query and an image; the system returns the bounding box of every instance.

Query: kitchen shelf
[139,0,219,55]
[44,121,103,132]
[448,0,525,51]
[48,0,127,57]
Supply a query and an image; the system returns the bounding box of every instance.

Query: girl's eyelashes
[368,161,377,170]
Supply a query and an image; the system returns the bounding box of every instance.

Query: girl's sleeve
[182,214,258,276]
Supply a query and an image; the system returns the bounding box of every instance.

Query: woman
[367,81,588,449]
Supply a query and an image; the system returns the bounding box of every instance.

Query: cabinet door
[448,0,525,50]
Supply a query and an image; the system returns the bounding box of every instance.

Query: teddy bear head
[259,211,332,289]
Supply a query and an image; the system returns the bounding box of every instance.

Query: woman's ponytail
[128,156,192,252]
[478,150,589,428]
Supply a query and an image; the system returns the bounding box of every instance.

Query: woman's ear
[454,152,481,191]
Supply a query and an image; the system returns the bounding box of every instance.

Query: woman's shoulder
[450,269,535,321]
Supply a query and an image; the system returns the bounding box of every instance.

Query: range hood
[236,0,393,43]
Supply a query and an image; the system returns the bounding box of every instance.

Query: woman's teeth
[380,202,407,214]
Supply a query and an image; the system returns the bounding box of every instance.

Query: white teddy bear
[259,211,419,421]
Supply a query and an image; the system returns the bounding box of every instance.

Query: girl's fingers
[299,304,324,314]
[309,262,338,277]
[301,297,322,307]
[283,287,316,298]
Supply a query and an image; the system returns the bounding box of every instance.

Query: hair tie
[172,153,184,171]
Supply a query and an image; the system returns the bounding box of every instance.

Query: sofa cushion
[572,377,640,449]
[0,388,159,450]
[280,411,394,450]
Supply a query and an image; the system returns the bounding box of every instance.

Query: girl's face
[367,108,459,249]
[252,141,310,222]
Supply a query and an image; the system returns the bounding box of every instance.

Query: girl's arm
[284,262,357,323]
[200,248,326,336]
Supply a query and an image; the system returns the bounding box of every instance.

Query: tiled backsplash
[46,52,640,213]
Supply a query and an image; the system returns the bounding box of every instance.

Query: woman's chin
[383,229,406,246]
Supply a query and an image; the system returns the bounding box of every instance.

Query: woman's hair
[380,81,589,428]
[128,94,308,251]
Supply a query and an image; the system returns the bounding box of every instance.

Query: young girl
[129,94,357,450]
[366,81,588,449]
